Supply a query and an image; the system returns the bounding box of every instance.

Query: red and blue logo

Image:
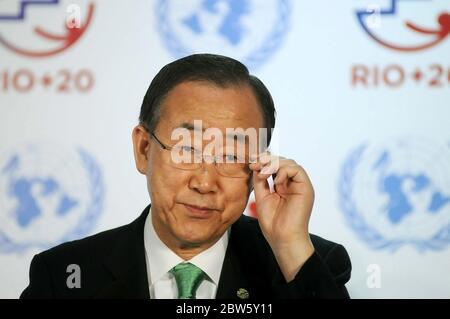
[356,0,450,52]
[0,0,94,58]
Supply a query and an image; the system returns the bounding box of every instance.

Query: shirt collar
[144,207,229,286]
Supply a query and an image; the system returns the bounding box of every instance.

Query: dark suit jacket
[20,204,351,299]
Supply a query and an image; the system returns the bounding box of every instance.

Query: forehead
[157,81,265,133]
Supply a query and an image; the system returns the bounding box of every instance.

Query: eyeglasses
[150,131,251,178]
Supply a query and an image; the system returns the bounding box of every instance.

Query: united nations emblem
[0,143,104,253]
[155,0,292,70]
[339,138,450,252]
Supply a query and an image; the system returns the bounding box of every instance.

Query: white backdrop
[1,0,449,298]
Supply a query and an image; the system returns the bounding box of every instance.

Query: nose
[188,162,220,194]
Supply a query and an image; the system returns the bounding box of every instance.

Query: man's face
[132,81,264,249]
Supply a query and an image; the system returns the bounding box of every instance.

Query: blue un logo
[155,0,291,70]
[0,144,104,254]
[339,138,450,252]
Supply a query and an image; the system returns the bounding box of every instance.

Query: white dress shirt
[143,208,229,299]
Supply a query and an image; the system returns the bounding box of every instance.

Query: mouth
[182,203,218,218]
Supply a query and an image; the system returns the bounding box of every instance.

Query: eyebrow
[177,122,248,142]
[179,122,199,131]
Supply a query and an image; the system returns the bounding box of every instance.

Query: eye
[180,145,195,153]
[223,154,238,162]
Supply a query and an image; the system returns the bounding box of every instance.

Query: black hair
[139,53,276,144]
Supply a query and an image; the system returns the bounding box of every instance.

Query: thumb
[252,170,271,203]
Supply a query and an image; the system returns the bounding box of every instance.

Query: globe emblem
[0,144,104,253]
[339,138,450,252]
[155,0,291,69]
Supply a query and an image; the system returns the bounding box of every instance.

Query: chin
[174,222,220,246]
[177,234,214,248]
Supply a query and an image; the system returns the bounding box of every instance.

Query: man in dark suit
[21,54,351,299]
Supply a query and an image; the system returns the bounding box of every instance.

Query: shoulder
[21,207,150,298]
[36,205,149,266]
[37,222,131,265]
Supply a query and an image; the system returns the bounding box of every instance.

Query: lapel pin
[236,288,249,299]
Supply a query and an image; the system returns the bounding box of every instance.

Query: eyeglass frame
[149,130,252,178]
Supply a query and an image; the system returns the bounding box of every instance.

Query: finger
[249,163,272,179]
[269,158,295,179]
[258,153,285,165]
[260,155,283,175]
[249,155,279,177]
[273,164,311,186]
[248,152,272,171]
[250,156,291,181]
[249,162,263,171]
[253,158,290,183]
[252,168,271,202]
[257,152,272,163]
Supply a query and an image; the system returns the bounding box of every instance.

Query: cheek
[222,180,252,220]
[146,156,188,209]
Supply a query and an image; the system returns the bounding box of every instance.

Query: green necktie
[170,262,205,299]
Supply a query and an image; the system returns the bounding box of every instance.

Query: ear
[132,125,151,175]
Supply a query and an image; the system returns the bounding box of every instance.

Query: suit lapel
[215,238,249,299]
[216,215,275,299]
[97,205,151,298]
[216,218,255,299]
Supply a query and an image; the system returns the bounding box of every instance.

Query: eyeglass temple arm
[151,132,171,150]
